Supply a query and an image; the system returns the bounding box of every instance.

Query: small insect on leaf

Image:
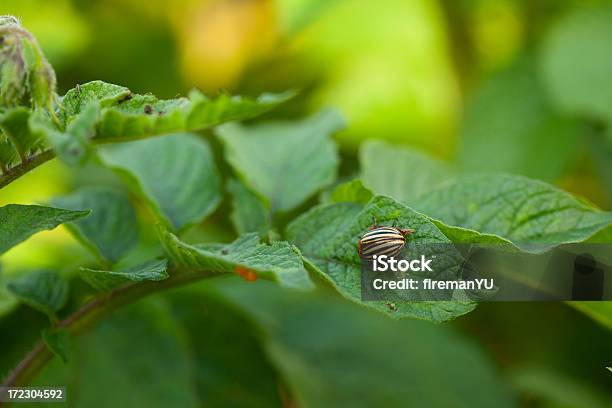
[357,224,415,260]
[235,266,258,282]
[385,302,397,311]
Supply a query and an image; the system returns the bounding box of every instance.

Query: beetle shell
[358,226,408,260]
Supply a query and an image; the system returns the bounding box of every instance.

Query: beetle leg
[369,216,378,230]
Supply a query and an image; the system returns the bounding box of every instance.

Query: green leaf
[0,83,290,180]
[323,179,374,204]
[568,302,612,331]
[0,107,45,160]
[205,279,515,408]
[158,228,314,290]
[430,220,517,248]
[540,6,612,122]
[414,174,612,251]
[227,178,270,235]
[31,299,199,408]
[0,135,18,171]
[98,134,222,231]
[459,60,580,181]
[51,187,138,262]
[42,328,71,363]
[510,366,612,408]
[61,81,294,141]
[79,259,169,291]
[6,270,68,319]
[217,109,343,213]
[0,270,18,318]
[167,289,284,407]
[590,134,612,205]
[0,204,89,255]
[61,81,131,118]
[46,102,100,166]
[286,195,475,322]
[360,140,451,205]
[97,89,295,141]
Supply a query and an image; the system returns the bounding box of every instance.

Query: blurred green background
[1,0,612,406]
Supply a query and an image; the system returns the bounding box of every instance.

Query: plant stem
[1,269,215,387]
[0,135,186,190]
[0,150,55,189]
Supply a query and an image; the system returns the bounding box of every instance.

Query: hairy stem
[0,134,190,190]
[0,150,55,189]
[1,269,216,387]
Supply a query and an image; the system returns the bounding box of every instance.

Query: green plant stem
[0,150,55,189]
[0,135,193,190]
[1,268,216,387]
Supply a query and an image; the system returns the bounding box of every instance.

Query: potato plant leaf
[79,259,169,291]
[167,290,284,407]
[60,80,295,141]
[42,328,71,363]
[204,279,515,408]
[415,174,612,251]
[323,179,374,205]
[157,227,314,290]
[286,195,475,322]
[218,109,343,213]
[0,272,18,318]
[45,102,100,166]
[51,187,138,263]
[6,270,69,319]
[97,89,295,141]
[61,81,131,119]
[0,204,89,255]
[0,107,46,161]
[540,6,612,122]
[569,302,612,332]
[0,80,291,178]
[429,220,518,248]
[227,178,270,235]
[360,140,452,206]
[31,300,199,408]
[98,134,222,231]
[0,135,18,171]
[458,60,580,181]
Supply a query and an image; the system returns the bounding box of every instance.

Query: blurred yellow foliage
[172,0,278,90]
[1,0,89,68]
[470,0,524,71]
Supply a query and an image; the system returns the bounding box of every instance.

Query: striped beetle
[357,220,414,260]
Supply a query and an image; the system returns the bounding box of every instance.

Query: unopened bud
[0,15,57,113]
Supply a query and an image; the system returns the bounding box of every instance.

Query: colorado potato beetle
[357,221,414,260]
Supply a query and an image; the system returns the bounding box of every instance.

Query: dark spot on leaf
[144,105,153,115]
[221,249,229,255]
[118,92,133,103]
